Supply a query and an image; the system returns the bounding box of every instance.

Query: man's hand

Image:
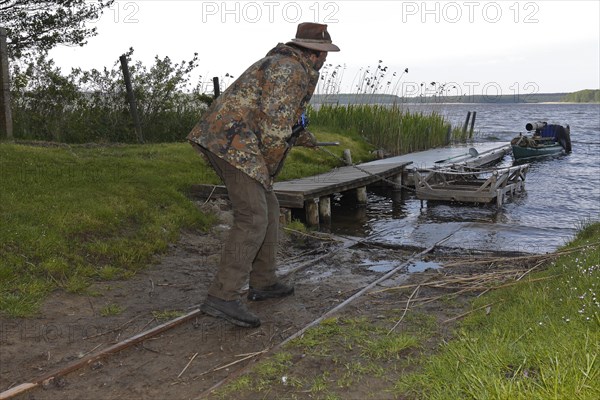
[295,129,318,148]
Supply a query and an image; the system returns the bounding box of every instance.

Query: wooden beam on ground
[0,310,202,400]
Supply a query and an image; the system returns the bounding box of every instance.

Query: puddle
[408,260,442,273]
[362,259,396,273]
[361,259,442,273]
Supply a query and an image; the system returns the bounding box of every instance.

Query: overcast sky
[48,0,600,97]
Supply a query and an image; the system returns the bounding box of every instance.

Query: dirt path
[0,200,534,399]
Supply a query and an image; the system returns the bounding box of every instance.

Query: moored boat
[511,121,572,160]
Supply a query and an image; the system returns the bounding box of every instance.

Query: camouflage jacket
[187,44,320,189]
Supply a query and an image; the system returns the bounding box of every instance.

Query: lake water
[329,103,600,254]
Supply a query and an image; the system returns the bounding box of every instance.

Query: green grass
[100,303,124,317]
[0,128,374,317]
[151,310,185,321]
[394,222,600,399]
[277,128,376,181]
[0,142,218,316]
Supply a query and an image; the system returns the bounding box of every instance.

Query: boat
[511,121,572,160]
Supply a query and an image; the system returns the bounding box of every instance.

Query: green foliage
[1,0,115,59]
[10,49,212,143]
[562,89,600,103]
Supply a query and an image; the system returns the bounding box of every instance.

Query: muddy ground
[0,199,534,399]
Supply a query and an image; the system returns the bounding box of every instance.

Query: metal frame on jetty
[414,164,529,207]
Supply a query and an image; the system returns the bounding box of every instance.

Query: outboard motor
[525,121,571,152]
[525,121,547,134]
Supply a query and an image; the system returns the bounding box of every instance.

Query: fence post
[212,77,220,99]
[0,27,13,139]
[119,55,144,144]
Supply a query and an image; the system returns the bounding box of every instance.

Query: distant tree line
[561,90,600,103]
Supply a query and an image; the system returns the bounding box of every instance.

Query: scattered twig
[136,317,157,334]
[194,349,268,379]
[84,315,142,340]
[148,279,155,297]
[79,343,103,358]
[201,185,217,206]
[387,285,420,335]
[213,350,267,372]
[177,352,198,378]
[516,260,545,281]
[510,327,533,345]
[87,297,96,315]
[442,301,501,324]
[282,227,338,241]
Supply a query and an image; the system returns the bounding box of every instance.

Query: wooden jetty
[189,142,512,226]
[273,161,411,225]
[414,164,529,207]
[190,161,411,227]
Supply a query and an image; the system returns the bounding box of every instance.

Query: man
[187,23,340,328]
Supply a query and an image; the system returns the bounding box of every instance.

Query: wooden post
[462,111,471,134]
[305,199,319,227]
[446,125,452,144]
[119,55,144,143]
[319,196,331,225]
[119,54,144,143]
[212,77,220,98]
[0,27,12,139]
[392,188,404,204]
[392,173,403,191]
[355,186,367,205]
[279,208,291,225]
[469,111,477,136]
[342,149,352,165]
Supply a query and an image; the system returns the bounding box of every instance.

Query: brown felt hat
[287,22,340,52]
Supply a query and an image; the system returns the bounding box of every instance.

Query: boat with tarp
[511,121,572,160]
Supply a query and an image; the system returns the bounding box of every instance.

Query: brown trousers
[202,150,280,301]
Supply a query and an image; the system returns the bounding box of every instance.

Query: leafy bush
[10,49,213,143]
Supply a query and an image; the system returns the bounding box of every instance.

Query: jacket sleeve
[257,59,309,174]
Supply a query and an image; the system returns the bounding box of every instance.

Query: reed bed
[309,104,466,155]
